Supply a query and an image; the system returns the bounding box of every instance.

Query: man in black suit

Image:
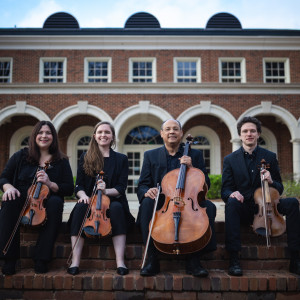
[222,116,300,276]
[137,119,216,277]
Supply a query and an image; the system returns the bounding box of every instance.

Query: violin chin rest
[255,227,267,236]
[83,226,102,237]
[21,216,30,225]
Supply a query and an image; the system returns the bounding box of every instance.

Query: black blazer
[221,146,283,203]
[137,145,210,203]
[75,149,135,225]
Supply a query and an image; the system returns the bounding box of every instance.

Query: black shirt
[243,147,258,181]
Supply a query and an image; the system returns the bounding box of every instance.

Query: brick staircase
[1,221,300,300]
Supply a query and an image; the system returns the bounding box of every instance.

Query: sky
[0,0,300,30]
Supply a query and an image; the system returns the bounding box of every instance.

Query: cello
[151,135,211,255]
[3,162,50,255]
[252,159,286,247]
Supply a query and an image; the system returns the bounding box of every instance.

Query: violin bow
[141,183,160,269]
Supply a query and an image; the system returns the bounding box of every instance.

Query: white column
[292,139,300,181]
[231,138,241,152]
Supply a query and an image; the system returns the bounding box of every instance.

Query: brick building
[0,11,299,209]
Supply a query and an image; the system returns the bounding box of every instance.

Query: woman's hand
[97,179,106,194]
[2,185,21,201]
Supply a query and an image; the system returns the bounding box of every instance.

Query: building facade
[0,12,300,208]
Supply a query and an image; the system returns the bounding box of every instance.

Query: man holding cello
[137,119,217,277]
[221,116,300,276]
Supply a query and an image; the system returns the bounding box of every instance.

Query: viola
[3,161,50,255]
[252,159,286,247]
[21,162,50,226]
[83,171,111,238]
[151,135,211,255]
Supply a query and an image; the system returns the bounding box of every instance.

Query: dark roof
[1,11,299,36]
[43,12,79,29]
[206,13,242,29]
[125,12,160,29]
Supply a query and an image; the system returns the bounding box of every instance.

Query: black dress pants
[0,195,63,262]
[225,197,300,252]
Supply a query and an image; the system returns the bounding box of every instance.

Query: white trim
[129,57,156,83]
[218,57,246,83]
[260,126,278,154]
[263,57,290,83]
[173,57,201,83]
[9,126,33,157]
[1,83,299,95]
[84,57,111,83]
[0,101,50,125]
[0,57,13,83]
[1,36,300,50]
[52,101,113,131]
[67,126,93,175]
[39,57,67,83]
[183,126,221,174]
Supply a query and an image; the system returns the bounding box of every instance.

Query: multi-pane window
[263,59,290,83]
[77,136,91,169]
[193,136,211,173]
[129,58,156,82]
[0,58,12,83]
[40,58,66,83]
[219,58,246,83]
[174,58,200,82]
[84,58,111,83]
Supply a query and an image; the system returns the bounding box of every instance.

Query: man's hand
[179,155,193,168]
[145,187,159,200]
[230,191,244,203]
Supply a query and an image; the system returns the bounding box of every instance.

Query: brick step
[1,269,299,299]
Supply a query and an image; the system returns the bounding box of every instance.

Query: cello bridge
[173,197,185,207]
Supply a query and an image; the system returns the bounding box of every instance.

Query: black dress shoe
[186,262,209,277]
[228,258,243,276]
[34,260,48,274]
[140,257,160,276]
[67,266,79,275]
[289,258,300,275]
[2,259,16,275]
[117,267,129,276]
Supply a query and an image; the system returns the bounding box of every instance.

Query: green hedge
[207,174,222,199]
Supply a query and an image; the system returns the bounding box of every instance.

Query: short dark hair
[161,119,182,130]
[237,116,262,135]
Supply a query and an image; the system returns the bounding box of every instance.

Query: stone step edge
[1,269,299,292]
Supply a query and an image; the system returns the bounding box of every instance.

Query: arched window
[76,136,91,168]
[125,126,163,144]
[124,126,163,202]
[258,137,266,147]
[20,136,29,148]
[193,135,211,173]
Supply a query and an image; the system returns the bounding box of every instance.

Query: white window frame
[0,57,13,83]
[263,58,290,83]
[173,57,201,83]
[84,57,112,83]
[129,57,156,83]
[39,57,67,83]
[219,57,246,83]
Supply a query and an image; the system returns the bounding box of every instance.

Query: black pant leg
[109,201,127,236]
[0,197,24,260]
[33,195,63,262]
[277,197,300,251]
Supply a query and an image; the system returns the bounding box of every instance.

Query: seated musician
[137,119,217,277]
[0,121,74,275]
[67,121,135,276]
[221,116,300,276]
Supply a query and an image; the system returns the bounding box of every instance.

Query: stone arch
[114,100,173,147]
[0,101,50,125]
[52,101,113,132]
[9,125,33,156]
[239,102,299,140]
[177,101,238,140]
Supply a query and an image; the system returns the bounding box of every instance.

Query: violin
[83,171,111,238]
[151,135,211,255]
[21,162,50,226]
[252,159,286,247]
[3,162,50,255]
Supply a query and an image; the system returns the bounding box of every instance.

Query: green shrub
[207,174,222,199]
[282,179,300,198]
